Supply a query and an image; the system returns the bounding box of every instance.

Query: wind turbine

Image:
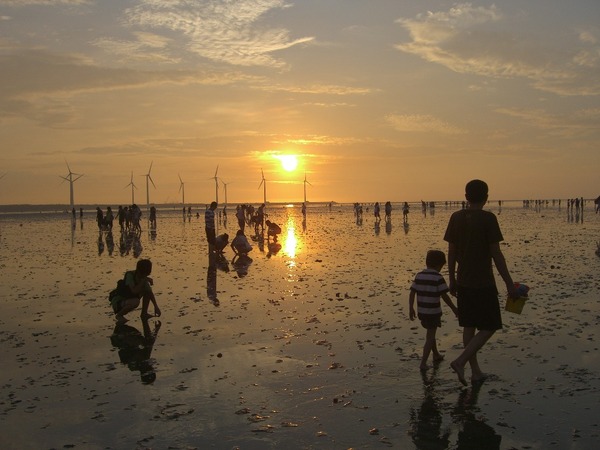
[125,171,137,204]
[221,179,230,208]
[303,172,312,203]
[60,161,83,211]
[258,169,267,205]
[211,165,219,204]
[178,174,185,207]
[143,161,156,215]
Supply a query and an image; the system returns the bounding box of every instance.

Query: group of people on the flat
[95,204,148,233]
[203,201,283,258]
[111,179,519,388]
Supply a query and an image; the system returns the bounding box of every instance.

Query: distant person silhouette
[265,220,282,242]
[231,229,252,257]
[205,201,218,249]
[96,207,104,231]
[214,233,229,254]
[110,259,161,323]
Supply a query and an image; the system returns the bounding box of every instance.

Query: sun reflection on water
[281,207,303,267]
[284,217,297,260]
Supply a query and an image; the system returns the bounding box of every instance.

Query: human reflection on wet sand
[97,231,105,256]
[110,317,161,384]
[232,254,252,278]
[409,372,500,449]
[452,383,501,450]
[118,229,143,257]
[409,370,451,449]
[106,231,115,255]
[207,252,219,306]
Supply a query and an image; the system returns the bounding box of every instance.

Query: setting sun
[276,155,298,172]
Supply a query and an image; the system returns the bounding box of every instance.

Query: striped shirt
[205,208,215,230]
[410,268,449,317]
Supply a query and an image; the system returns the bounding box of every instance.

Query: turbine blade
[215,165,219,177]
[149,175,156,189]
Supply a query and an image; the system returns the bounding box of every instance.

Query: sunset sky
[1,0,599,206]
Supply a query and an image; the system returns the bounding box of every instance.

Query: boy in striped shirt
[409,250,458,371]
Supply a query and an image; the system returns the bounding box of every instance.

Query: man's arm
[490,242,518,298]
[447,242,457,296]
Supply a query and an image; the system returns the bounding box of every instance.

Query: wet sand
[0,203,599,449]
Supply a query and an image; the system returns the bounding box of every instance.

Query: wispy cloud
[2,0,90,5]
[123,0,314,68]
[495,107,600,137]
[395,3,600,96]
[255,83,373,95]
[93,32,180,64]
[386,113,465,135]
[0,49,256,125]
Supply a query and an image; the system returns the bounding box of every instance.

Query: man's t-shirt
[444,209,503,288]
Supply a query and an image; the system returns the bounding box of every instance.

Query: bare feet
[419,363,429,371]
[115,314,128,323]
[450,361,468,386]
[433,354,445,364]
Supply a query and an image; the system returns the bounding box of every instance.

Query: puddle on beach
[1,203,599,449]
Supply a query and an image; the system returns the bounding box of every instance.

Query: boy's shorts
[419,314,442,330]
[457,285,502,331]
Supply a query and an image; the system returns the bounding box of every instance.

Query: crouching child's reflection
[110,317,161,384]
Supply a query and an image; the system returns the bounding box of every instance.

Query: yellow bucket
[505,296,527,314]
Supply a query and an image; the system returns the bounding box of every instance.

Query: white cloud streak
[395,2,600,96]
[386,113,465,135]
[123,0,314,67]
[1,0,90,5]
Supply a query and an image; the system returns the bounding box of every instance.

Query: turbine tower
[178,174,185,207]
[258,169,267,205]
[303,172,312,203]
[60,161,83,211]
[143,161,156,215]
[221,179,229,208]
[211,165,219,204]
[125,171,137,204]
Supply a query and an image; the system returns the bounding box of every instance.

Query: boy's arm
[408,290,416,320]
[148,289,161,316]
[490,242,518,298]
[441,292,458,316]
[447,242,457,296]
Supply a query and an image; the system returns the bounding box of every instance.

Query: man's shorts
[456,285,502,331]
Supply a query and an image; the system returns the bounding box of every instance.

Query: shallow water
[0,203,599,449]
